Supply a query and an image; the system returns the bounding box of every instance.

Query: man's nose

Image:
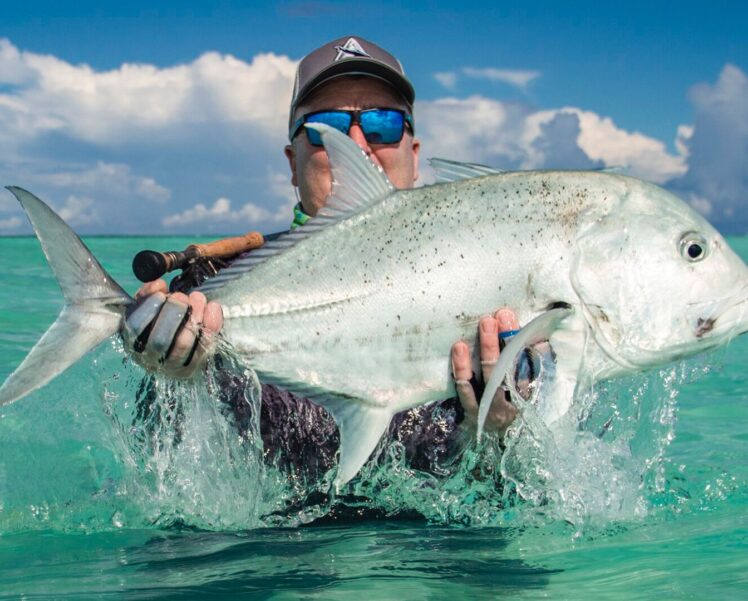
[348,123,372,154]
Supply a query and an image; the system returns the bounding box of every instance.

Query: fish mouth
[691,281,748,341]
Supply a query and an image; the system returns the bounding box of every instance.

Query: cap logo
[334,38,371,61]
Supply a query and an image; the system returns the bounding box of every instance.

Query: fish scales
[212,172,623,413]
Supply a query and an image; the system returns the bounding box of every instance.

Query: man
[129,36,518,479]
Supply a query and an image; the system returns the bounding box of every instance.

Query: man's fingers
[135,279,168,300]
[483,392,519,436]
[451,341,479,418]
[496,308,520,338]
[203,300,224,335]
[479,316,499,383]
[451,340,472,381]
[139,293,189,365]
[161,292,206,371]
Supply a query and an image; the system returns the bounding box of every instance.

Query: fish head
[570,176,748,375]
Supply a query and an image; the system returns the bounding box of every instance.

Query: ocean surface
[0,235,746,600]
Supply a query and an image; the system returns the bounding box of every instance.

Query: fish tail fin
[0,187,133,406]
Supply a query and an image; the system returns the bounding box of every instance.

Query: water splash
[0,339,723,534]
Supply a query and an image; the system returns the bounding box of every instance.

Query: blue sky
[0,1,746,234]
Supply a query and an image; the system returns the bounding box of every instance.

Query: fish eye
[679,232,709,262]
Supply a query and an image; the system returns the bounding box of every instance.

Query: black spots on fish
[696,317,716,337]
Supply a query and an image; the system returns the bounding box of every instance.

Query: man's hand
[123,279,224,378]
[451,308,519,437]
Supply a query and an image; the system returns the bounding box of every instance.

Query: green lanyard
[291,202,311,229]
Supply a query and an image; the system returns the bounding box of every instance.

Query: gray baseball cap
[289,36,415,134]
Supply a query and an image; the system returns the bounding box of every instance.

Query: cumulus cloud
[0,216,22,231]
[523,108,687,183]
[416,96,686,184]
[462,67,541,90]
[37,162,171,203]
[419,65,747,233]
[416,95,532,167]
[163,196,289,229]
[434,71,458,90]
[433,67,541,92]
[0,38,298,234]
[56,195,99,226]
[0,37,744,235]
[528,112,604,171]
[0,39,296,145]
[668,64,748,233]
[163,170,296,230]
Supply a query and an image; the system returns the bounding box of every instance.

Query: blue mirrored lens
[305,112,352,146]
[360,110,404,144]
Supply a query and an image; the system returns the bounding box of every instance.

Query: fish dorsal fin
[199,124,395,293]
[310,122,396,217]
[428,158,504,183]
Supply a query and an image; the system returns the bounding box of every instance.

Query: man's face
[285,76,420,216]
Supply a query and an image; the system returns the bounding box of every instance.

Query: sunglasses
[290,108,414,147]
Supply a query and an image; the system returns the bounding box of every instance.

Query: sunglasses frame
[290,108,414,147]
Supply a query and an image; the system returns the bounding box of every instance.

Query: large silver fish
[2,124,747,488]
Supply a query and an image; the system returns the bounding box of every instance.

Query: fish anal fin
[315,395,393,491]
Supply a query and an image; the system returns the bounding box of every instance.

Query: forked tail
[0,187,133,405]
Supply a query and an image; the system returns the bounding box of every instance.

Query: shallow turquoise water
[0,236,746,599]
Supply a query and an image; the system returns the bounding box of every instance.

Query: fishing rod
[132,231,265,283]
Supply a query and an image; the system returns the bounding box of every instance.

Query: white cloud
[523,108,687,183]
[687,194,713,216]
[0,38,33,85]
[163,197,232,227]
[163,196,288,228]
[0,37,744,235]
[0,38,297,145]
[675,124,693,157]
[416,96,685,184]
[38,162,171,203]
[0,216,22,231]
[163,170,296,229]
[434,71,457,90]
[433,67,541,92]
[668,64,748,233]
[55,195,99,226]
[462,67,541,90]
[416,95,531,167]
[0,38,298,234]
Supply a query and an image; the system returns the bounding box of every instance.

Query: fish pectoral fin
[477,305,573,440]
[316,395,393,491]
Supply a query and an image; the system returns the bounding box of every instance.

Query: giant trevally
[1,123,747,489]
